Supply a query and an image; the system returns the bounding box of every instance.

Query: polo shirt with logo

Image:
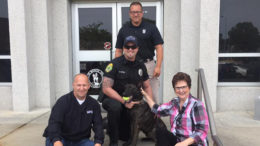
[115,20,164,60]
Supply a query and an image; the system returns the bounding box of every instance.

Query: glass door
[117,2,164,101]
[117,2,163,41]
[72,3,116,97]
[72,2,163,98]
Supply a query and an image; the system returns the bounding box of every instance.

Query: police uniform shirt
[104,56,149,96]
[115,20,164,60]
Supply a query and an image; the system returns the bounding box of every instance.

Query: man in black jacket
[43,73,104,146]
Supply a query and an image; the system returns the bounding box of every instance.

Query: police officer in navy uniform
[115,2,164,104]
[102,36,153,146]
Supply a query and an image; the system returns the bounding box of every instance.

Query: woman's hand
[141,88,155,108]
[175,137,195,146]
[175,142,187,146]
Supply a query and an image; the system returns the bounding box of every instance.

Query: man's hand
[54,141,63,146]
[94,143,102,146]
[153,66,161,78]
[124,101,140,109]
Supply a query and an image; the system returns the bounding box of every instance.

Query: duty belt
[140,58,153,63]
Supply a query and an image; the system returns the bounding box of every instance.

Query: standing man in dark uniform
[43,73,104,146]
[102,36,153,146]
[115,1,164,104]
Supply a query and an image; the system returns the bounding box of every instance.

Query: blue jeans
[46,137,94,146]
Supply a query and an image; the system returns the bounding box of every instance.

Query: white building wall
[2,0,258,112]
[163,0,219,112]
[179,0,200,95]
[218,87,260,111]
[198,0,220,111]
[163,0,181,101]
[52,0,73,101]
[29,0,57,108]
[8,0,33,111]
[0,87,12,110]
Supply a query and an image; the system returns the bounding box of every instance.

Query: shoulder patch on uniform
[138,68,143,76]
[105,63,113,72]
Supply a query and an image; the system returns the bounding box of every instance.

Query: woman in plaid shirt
[141,72,209,146]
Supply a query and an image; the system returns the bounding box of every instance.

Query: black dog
[122,84,167,146]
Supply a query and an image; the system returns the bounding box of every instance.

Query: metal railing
[196,68,223,146]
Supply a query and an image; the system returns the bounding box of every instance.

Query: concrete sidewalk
[0,109,260,146]
[214,111,260,146]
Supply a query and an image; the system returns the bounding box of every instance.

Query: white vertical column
[8,0,33,111]
[199,0,220,111]
[163,0,181,102]
[29,0,55,108]
[179,0,201,95]
[52,0,73,99]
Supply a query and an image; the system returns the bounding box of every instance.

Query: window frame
[218,0,260,85]
[218,53,260,86]
[0,55,12,85]
[0,0,11,84]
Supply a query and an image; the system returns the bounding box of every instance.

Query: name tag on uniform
[119,70,126,74]
[86,110,93,114]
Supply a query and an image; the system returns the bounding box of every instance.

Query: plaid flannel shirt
[152,95,209,146]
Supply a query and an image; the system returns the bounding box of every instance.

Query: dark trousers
[156,128,198,146]
[46,137,94,146]
[156,127,178,146]
[102,98,130,143]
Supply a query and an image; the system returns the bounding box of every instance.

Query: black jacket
[43,91,104,144]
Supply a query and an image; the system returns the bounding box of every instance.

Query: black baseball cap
[123,36,138,47]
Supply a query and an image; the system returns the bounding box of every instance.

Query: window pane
[122,6,156,26]
[78,8,112,50]
[0,59,11,82]
[219,0,260,53]
[0,0,10,55]
[80,61,109,95]
[218,57,260,82]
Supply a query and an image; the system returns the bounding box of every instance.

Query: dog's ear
[124,84,130,89]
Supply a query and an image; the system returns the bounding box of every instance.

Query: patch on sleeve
[105,63,113,72]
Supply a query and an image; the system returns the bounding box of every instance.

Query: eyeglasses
[129,11,143,14]
[124,45,137,50]
[175,85,188,91]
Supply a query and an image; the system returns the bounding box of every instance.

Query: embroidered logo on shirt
[105,63,113,72]
[86,110,93,114]
[142,29,146,34]
[138,68,143,77]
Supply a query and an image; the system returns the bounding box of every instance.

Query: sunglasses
[124,45,137,50]
[129,11,143,14]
